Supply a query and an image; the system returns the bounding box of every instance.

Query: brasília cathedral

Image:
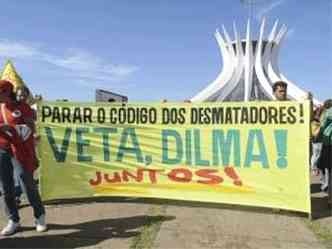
[190,18,320,106]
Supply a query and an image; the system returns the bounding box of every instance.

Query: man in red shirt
[0,80,47,236]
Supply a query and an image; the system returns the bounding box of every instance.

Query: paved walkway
[0,200,154,248]
[0,175,331,249]
[154,205,324,249]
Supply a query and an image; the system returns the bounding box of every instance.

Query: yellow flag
[1,60,34,103]
[1,60,25,92]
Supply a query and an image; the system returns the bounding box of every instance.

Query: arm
[23,116,36,133]
[317,108,332,139]
[20,103,36,133]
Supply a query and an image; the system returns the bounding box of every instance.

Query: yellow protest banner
[38,101,311,213]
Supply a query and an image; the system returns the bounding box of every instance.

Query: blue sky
[0,0,330,102]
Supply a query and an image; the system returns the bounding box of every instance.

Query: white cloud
[0,40,138,84]
[256,0,285,21]
[43,49,139,80]
[0,40,40,58]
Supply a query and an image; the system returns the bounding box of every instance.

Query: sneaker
[1,220,20,236]
[35,214,47,232]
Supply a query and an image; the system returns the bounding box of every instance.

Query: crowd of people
[311,99,332,195]
[0,80,47,236]
[272,81,332,198]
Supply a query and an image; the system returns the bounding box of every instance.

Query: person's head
[0,80,15,103]
[34,94,43,101]
[303,91,313,101]
[323,99,332,110]
[272,81,288,101]
[16,86,30,102]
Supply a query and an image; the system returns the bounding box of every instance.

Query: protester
[13,87,34,206]
[272,81,288,101]
[311,104,324,176]
[0,80,46,236]
[316,99,332,193]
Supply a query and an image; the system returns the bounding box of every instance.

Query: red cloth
[0,127,36,172]
[0,102,37,172]
[0,80,13,95]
